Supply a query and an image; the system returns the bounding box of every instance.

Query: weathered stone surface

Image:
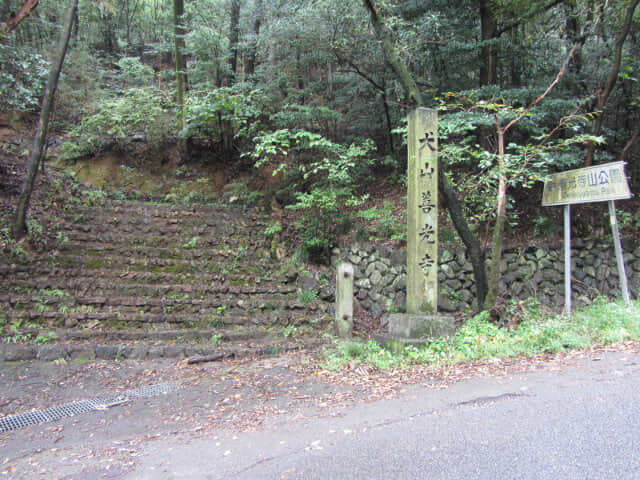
[68,345,96,360]
[370,270,383,287]
[440,249,454,264]
[387,313,455,339]
[337,239,639,317]
[38,345,69,362]
[118,344,149,359]
[2,345,37,362]
[95,345,119,360]
[335,263,354,339]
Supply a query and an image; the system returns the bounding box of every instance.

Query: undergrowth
[323,297,640,371]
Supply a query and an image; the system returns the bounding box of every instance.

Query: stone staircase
[0,195,331,360]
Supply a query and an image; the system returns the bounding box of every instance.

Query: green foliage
[357,201,406,242]
[322,298,640,370]
[252,127,374,262]
[264,221,283,240]
[222,181,263,207]
[298,288,318,304]
[181,237,198,249]
[270,104,341,136]
[323,340,404,370]
[116,57,155,86]
[281,325,299,338]
[182,85,265,141]
[1,226,29,260]
[61,87,174,160]
[0,43,49,113]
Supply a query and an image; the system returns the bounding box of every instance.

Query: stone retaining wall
[331,240,640,315]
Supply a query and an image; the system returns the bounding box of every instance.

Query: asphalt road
[135,349,640,480]
[2,348,639,479]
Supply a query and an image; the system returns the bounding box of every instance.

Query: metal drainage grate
[0,383,177,433]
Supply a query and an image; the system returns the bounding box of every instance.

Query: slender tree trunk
[479,0,498,86]
[482,42,582,309]
[173,0,187,119]
[484,125,507,309]
[246,0,262,76]
[362,0,422,107]
[585,0,639,166]
[228,0,241,83]
[381,91,396,159]
[362,0,489,306]
[12,0,77,239]
[620,119,639,161]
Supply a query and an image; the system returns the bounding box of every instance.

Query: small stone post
[335,263,354,338]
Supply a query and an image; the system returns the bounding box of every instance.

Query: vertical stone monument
[382,108,455,343]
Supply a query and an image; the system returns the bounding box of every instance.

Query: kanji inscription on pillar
[407,108,438,314]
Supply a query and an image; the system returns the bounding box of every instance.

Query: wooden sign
[542,161,631,206]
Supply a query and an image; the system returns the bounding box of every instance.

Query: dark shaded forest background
[1,0,639,306]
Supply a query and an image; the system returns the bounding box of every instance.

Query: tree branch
[586,0,640,165]
[503,41,582,134]
[0,0,40,41]
[362,0,423,107]
[495,0,565,37]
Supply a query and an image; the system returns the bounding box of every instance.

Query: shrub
[61,87,174,160]
[0,43,48,113]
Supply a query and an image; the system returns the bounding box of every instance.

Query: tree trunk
[620,120,639,162]
[12,0,77,239]
[479,0,498,86]
[484,125,507,309]
[228,0,241,83]
[362,0,422,107]
[362,0,489,306]
[439,160,488,305]
[585,0,639,166]
[173,0,187,116]
[246,0,262,76]
[481,42,582,309]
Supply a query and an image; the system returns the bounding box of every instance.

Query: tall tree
[12,0,78,239]
[585,0,639,165]
[173,0,187,121]
[479,0,498,85]
[228,0,241,82]
[246,0,262,76]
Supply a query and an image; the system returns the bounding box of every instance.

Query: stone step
[6,254,275,278]
[2,293,303,316]
[3,277,298,299]
[56,242,271,261]
[58,222,268,241]
[2,305,322,327]
[0,335,327,362]
[56,205,269,229]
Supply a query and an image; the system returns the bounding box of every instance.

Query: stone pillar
[376,108,455,347]
[407,107,438,314]
[335,263,354,338]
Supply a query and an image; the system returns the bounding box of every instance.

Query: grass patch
[323,297,640,371]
